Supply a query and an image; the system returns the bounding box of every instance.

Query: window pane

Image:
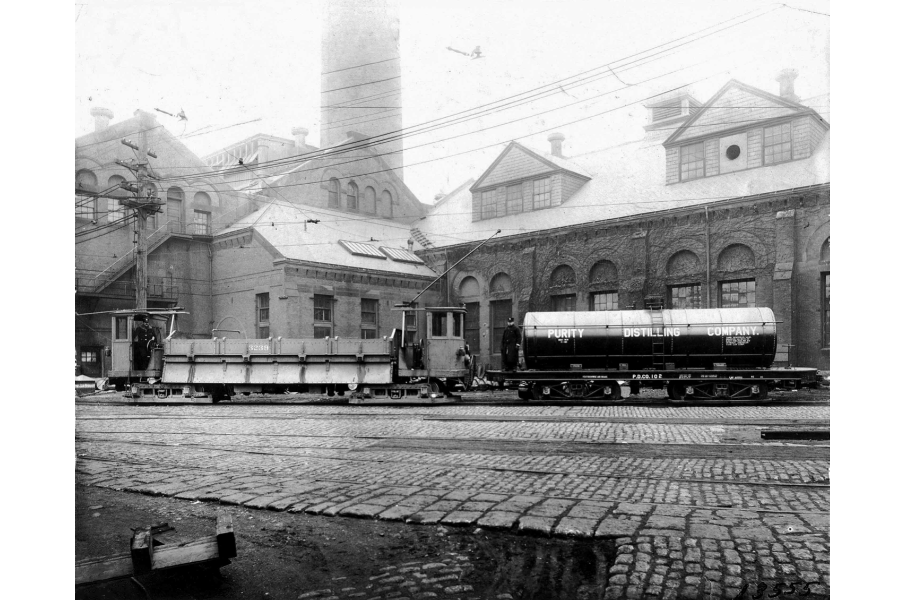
[431,312,448,337]
[552,294,576,312]
[764,123,793,164]
[314,326,331,338]
[668,284,701,308]
[361,329,377,339]
[680,143,705,180]
[590,291,618,311]
[193,210,211,235]
[76,197,95,219]
[361,299,377,324]
[453,313,462,337]
[719,280,756,308]
[481,191,495,219]
[115,317,130,340]
[314,295,332,322]
[533,178,551,209]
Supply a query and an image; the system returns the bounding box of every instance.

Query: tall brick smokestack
[321,0,403,179]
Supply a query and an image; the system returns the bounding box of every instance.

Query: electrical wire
[153,4,779,181]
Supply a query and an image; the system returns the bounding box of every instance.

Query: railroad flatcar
[487,298,820,402]
[105,305,473,404]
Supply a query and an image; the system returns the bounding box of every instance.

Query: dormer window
[481,190,495,219]
[764,122,792,164]
[680,143,705,181]
[532,178,551,208]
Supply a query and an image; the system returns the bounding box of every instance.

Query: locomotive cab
[394,304,471,383]
[107,308,187,390]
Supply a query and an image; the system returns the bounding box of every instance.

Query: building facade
[416,74,830,371]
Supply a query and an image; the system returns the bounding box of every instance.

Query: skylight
[380,246,423,264]
[339,240,385,258]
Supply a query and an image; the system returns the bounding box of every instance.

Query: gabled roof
[470,141,591,192]
[75,110,236,192]
[431,178,475,210]
[664,79,828,147]
[216,201,437,277]
[415,107,829,249]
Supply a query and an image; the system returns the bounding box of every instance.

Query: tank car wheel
[667,383,688,403]
[517,387,533,401]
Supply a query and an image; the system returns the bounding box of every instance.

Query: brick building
[74,0,441,378]
[75,109,251,377]
[415,73,830,371]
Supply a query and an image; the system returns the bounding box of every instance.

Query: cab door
[110,315,133,373]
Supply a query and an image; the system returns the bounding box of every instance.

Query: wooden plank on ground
[151,536,220,570]
[75,552,134,586]
[216,512,237,559]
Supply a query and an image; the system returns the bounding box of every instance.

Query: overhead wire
[152,3,779,181]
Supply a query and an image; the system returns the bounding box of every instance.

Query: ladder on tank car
[645,295,666,370]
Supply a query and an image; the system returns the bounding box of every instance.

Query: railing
[75,275,180,299]
[80,195,260,294]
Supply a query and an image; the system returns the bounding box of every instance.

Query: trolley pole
[118,111,160,311]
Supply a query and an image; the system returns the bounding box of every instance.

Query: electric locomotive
[105,304,473,404]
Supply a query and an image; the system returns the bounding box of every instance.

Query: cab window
[115,317,130,340]
[430,312,447,338]
[453,313,462,337]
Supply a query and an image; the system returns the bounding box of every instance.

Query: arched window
[717,244,755,271]
[550,265,576,288]
[363,186,376,213]
[666,250,701,277]
[75,169,97,192]
[166,186,183,202]
[820,237,830,263]
[459,276,480,298]
[166,186,183,231]
[193,191,211,205]
[382,190,393,216]
[347,181,359,211]
[328,178,340,208]
[107,175,127,222]
[589,260,618,284]
[489,272,512,294]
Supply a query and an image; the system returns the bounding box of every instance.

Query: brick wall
[439,186,830,370]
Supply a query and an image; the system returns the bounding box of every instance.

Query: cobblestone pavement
[76,403,829,598]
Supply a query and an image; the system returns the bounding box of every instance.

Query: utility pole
[117,111,161,310]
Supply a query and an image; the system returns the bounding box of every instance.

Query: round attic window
[725,145,741,160]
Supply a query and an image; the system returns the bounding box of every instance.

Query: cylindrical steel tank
[523,308,777,370]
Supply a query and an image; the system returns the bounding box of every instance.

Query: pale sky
[75,0,829,202]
